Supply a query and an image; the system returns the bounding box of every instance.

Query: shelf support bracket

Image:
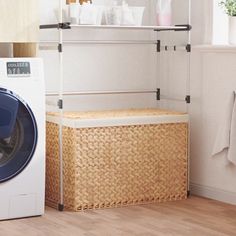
[58,22,71,30]
[185,95,191,104]
[186,44,191,53]
[156,88,161,101]
[57,99,64,109]
[174,24,192,31]
[58,44,63,53]
[156,40,161,52]
[39,22,71,30]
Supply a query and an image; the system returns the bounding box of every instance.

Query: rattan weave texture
[46,109,188,211]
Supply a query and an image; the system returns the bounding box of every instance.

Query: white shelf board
[69,24,188,31]
[193,44,236,53]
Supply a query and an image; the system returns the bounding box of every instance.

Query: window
[212,0,229,44]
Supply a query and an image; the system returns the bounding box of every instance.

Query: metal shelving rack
[40,0,192,212]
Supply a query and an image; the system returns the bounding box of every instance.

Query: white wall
[190,49,236,204]
[189,1,236,204]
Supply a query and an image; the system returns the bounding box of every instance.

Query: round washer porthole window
[0,88,38,183]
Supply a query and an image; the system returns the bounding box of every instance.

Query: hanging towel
[228,92,236,164]
[212,91,236,165]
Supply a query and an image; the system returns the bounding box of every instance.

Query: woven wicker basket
[46,109,188,211]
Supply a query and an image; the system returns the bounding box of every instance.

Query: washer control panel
[0,58,43,81]
[7,62,31,77]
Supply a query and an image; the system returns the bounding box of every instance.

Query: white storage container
[104,6,145,26]
[80,3,103,25]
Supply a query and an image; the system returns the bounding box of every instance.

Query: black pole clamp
[40,22,71,30]
[156,40,161,52]
[57,99,63,109]
[156,88,161,101]
[185,95,191,104]
[174,24,192,31]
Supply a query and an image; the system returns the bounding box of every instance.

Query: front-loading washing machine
[0,58,45,220]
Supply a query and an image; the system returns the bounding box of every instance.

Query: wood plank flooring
[1,196,236,236]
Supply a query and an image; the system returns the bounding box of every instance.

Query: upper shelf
[40,23,192,32]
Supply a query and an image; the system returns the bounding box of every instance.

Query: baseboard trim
[190,183,236,205]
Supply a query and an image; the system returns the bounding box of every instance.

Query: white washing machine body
[0,58,45,220]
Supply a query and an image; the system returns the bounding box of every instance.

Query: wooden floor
[1,196,236,236]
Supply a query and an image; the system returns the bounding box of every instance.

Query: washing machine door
[0,88,37,183]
